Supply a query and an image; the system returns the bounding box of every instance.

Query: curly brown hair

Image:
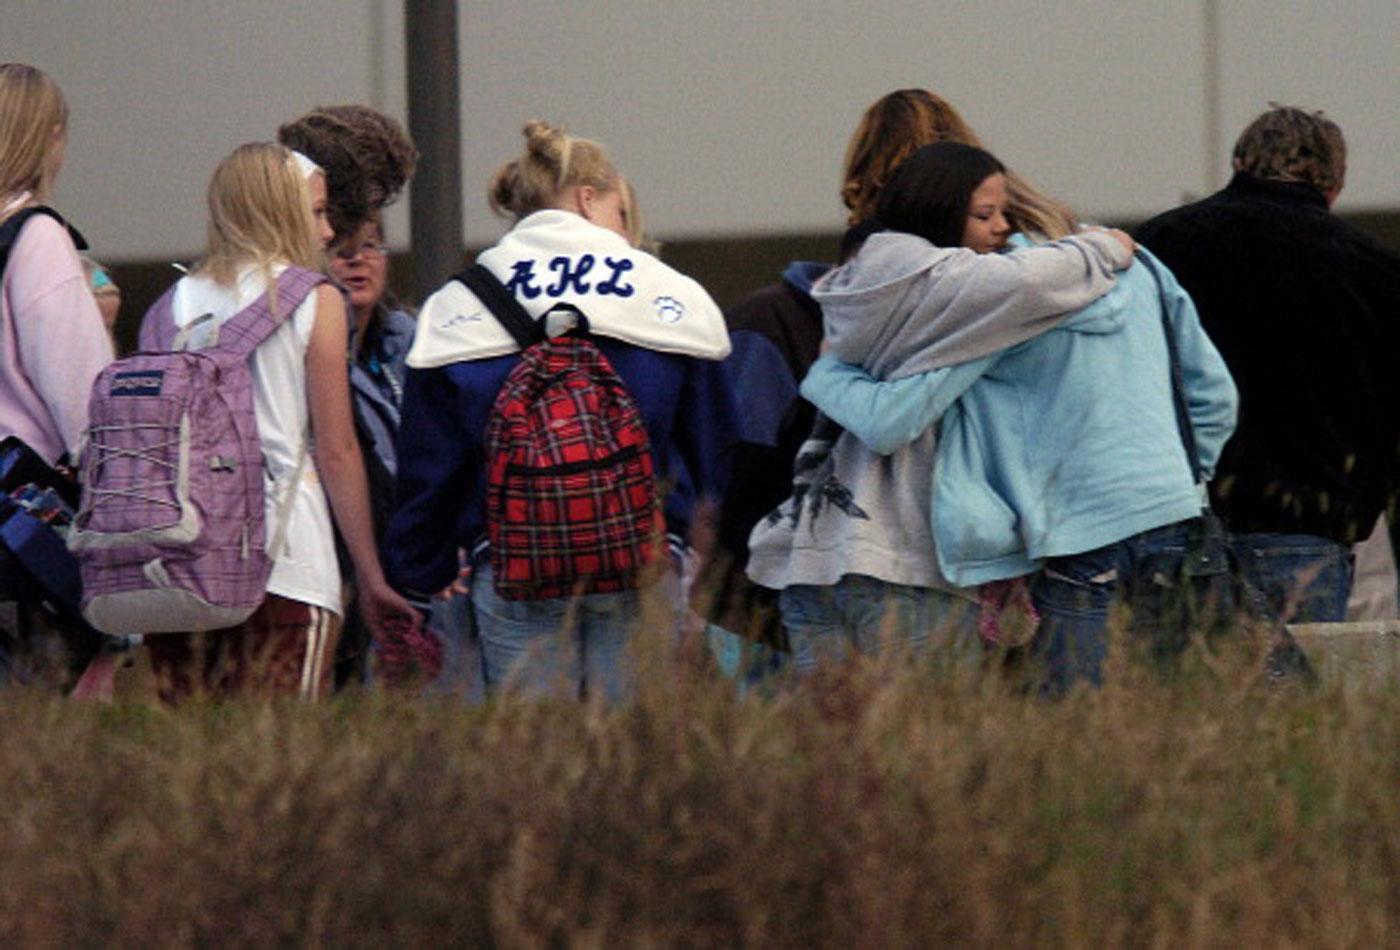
[277,104,419,241]
[841,89,1077,240]
[1232,104,1346,196]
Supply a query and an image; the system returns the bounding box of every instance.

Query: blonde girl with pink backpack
[123,143,418,700]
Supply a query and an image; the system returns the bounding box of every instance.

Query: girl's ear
[574,185,599,221]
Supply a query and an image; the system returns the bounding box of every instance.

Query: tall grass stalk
[0,618,1396,946]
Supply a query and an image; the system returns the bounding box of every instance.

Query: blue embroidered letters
[505,256,636,300]
[546,254,595,294]
[596,257,635,297]
[503,261,542,299]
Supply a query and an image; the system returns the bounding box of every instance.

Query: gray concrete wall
[6,1,1400,262]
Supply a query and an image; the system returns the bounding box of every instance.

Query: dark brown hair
[277,105,418,242]
[1232,104,1346,195]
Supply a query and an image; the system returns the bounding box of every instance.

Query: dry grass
[0,622,1397,947]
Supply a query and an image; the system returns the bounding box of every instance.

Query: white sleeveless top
[169,263,341,615]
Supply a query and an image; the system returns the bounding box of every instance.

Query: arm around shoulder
[799,354,992,454]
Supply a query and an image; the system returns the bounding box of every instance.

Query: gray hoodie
[745,229,1132,595]
[818,229,1131,377]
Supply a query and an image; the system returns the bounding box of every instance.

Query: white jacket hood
[408,210,729,367]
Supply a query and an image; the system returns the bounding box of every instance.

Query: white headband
[289,149,323,180]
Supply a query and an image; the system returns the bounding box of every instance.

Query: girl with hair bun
[138,143,418,701]
[387,121,737,703]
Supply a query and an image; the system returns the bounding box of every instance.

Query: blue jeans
[424,587,487,703]
[1030,519,1232,695]
[471,561,679,703]
[779,575,978,674]
[1229,532,1353,623]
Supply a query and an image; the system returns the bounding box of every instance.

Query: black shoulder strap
[0,206,87,279]
[453,263,545,349]
[1147,253,1204,485]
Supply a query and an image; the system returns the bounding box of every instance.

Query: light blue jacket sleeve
[799,354,996,455]
[1147,251,1238,478]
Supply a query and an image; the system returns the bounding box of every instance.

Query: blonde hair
[841,88,1077,240]
[1232,103,1346,195]
[0,63,68,204]
[489,120,621,222]
[197,143,324,287]
[618,176,661,253]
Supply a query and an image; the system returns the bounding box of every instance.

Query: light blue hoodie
[801,247,1237,586]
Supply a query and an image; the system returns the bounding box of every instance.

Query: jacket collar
[1225,171,1329,211]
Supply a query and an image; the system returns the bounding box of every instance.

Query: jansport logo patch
[110,370,165,396]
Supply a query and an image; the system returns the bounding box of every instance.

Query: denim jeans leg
[427,588,487,703]
[926,592,982,666]
[780,576,950,673]
[1121,520,1212,660]
[1230,533,1354,623]
[577,587,645,705]
[471,562,579,698]
[779,584,847,674]
[840,575,931,659]
[1031,545,1122,695]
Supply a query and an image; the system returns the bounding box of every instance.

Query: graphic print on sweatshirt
[765,416,870,533]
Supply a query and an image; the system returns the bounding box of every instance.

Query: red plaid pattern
[486,337,662,600]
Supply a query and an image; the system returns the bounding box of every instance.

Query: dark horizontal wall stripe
[106,213,1400,355]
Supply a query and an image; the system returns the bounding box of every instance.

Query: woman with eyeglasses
[329,217,413,521]
[278,106,430,686]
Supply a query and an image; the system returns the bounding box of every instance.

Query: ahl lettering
[501,256,637,302]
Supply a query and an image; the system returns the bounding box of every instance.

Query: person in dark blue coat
[386,121,736,702]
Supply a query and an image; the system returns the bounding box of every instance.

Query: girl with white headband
[135,142,418,701]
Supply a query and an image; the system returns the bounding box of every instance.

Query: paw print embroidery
[653,296,686,324]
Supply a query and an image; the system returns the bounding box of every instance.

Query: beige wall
[5,1,1399,262]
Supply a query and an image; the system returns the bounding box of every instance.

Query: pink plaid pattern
[486,337,662,600]
[74,268,326,633]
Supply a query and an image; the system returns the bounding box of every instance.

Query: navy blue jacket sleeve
[674,356,738,511]
[384,364,476,596]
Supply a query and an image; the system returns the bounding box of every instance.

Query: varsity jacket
[385,211,737,597]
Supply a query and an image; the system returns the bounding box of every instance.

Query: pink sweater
[0,205,113,464]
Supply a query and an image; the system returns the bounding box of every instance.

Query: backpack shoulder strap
[0,206,86,279]
[1142,251,1204,486]
[137,284,182,352]
[453,263,545,349]
[209,266,328,361]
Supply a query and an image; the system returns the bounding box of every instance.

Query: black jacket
[702,264,827,646]
[1136,173,1400,542]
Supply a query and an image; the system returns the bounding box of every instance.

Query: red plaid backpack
[457,265,663,600]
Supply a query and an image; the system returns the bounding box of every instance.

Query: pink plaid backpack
[457,265,663,600]
[68,267,326,635]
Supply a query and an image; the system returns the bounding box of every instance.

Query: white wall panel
[4,1,1397,260]
[1217,1,1400,212]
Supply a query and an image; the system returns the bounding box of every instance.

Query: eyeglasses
[334,238,386,261]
